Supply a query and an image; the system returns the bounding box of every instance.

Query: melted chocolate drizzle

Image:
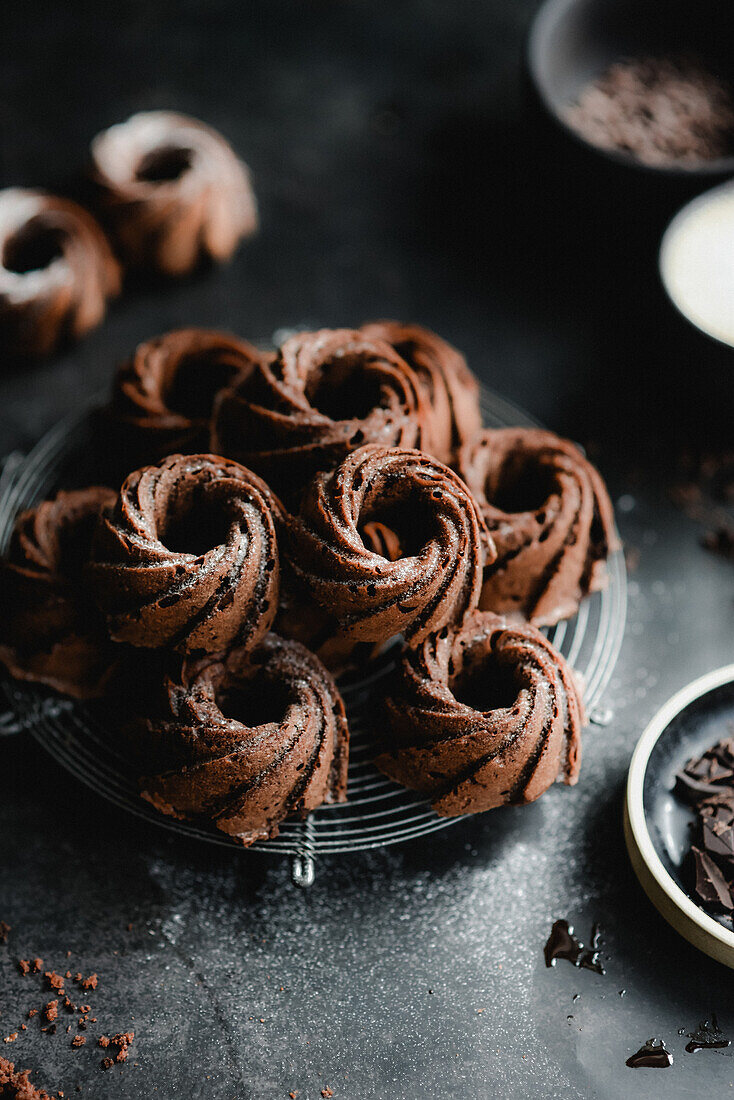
[626,1039,673,1068]
[685,1016,731,1054]
[544,920,605,975]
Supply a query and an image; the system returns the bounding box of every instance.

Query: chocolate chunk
[693,847,734,911]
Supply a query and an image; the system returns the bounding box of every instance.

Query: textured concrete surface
[1,2,733,1097]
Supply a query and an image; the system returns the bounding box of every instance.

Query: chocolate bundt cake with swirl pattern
[211,328,429,503]
[360,321,481,464]
[90,111,258,277]
[139,634,349,845]
[0,188,120,358]
[457,428,619,626]
[377,610,584,815]
[287,444,493,645]
[101,327,264,471]
[88,454,282,655]
[0,487,119,698]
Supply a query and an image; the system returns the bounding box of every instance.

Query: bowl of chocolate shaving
[625,664,734,968]
[528,0,734,176]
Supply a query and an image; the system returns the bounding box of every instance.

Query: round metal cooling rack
[0,388,627,885]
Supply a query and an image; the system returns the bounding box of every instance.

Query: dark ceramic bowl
[527,0,734,179]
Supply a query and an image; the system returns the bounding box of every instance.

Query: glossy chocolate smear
[90,111,257,277]
[359,321,481,464]
[101,327,265,472]
[457,428,618,627]
[88,454,283,655]
[287,444,491,646]
[212,328,429,504]
[544,919,605,974]
[0,487,119,698]
[139,635,349,845]
[376,610,584,816]
[685,1016,731,1053]
[626,1039,673,1068]
[0,188,120,359]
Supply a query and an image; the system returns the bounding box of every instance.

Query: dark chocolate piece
[692,847,734,911]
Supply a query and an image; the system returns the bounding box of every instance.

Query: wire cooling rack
[0,388,627,885]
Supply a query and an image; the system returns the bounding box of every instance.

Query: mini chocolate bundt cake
[0,487,119,698]
[457,428,619,626]
[0,188,120,358]
[360,321,482,464]
[90,111,258,276]
[377,610,584,815]
[287,444,493,646]
[139,634,349,845]
[88,454,282,655]
[211,328,428,503]
[101,327,264,471]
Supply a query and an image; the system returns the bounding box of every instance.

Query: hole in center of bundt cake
[165,353,243,420]
[358,498,433,560]
[305,359,387,422]
[218,678,293,728]
[160,494,231,557]
[136,145,193,182]
[451,660,519,713]
[491,458,558,515]
[3,221,64,274]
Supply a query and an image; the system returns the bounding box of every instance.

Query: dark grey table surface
[1,2,733,1098]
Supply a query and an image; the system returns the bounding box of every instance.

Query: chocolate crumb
[44,1002,58,1023]
[27,1010,37,1019]
[0,922,10,945]
[44,972,64,994]
[71,1036,85,1049]
[101,1057,114,1070]
[98,1037,110,1049]
[0,1054,55,1099]
[79,975,97,991]
[321,1090,334,1098]
[18,961,30,976]
[4,1034,18,1043]
[32,960,43,973]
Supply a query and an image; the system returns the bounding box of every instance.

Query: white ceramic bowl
[624,664,734,968]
